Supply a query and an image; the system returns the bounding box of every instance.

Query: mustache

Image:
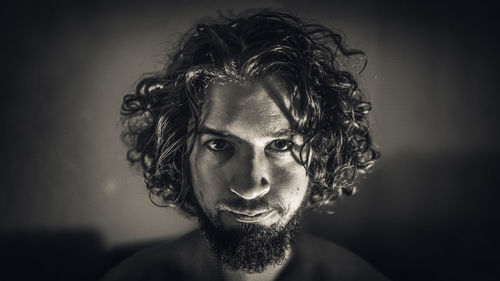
[216,198,286,216]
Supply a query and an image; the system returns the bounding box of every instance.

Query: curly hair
[121,9,379,216]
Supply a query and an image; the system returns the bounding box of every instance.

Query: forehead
[199,78,292,137]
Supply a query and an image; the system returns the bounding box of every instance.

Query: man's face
[188,77,310,271]
[189,77,309,231]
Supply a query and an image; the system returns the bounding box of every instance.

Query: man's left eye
[266,140,293,152]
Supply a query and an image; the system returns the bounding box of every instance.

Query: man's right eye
[204,139,232,151]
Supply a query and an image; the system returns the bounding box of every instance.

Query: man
[102,9,385,281]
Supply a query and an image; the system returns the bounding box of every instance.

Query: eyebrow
[197,126,298,139]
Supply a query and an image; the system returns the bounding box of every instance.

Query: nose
[230,150,270,200]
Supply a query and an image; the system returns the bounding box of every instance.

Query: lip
[227,209,275,223]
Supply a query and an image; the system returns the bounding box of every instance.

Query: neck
[222,248,292,281]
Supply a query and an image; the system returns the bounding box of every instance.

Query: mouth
[226,209,275,223]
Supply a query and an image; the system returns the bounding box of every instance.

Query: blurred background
[1,0,499,280]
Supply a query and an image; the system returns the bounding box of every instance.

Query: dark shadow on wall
[305,151,500,281]
[0,229,110,281]
[0,229,165,281]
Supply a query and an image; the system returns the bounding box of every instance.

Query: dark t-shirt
[101,230,389,281]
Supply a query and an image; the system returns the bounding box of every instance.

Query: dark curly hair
[121,9,379,216]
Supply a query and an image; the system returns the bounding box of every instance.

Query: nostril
[261,177,268,186]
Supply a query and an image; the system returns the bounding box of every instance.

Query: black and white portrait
[1,1,499,281]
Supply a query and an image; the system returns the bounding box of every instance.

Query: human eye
[204,139,233,152]
[266,139,294,153]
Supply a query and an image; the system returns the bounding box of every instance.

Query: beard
[197,199,304,273]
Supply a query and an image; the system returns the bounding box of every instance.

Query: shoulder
[278,234,390,281]
[100,230,221,281]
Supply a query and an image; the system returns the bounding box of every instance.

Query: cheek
[190,148,228,214]
[271,162,309,209]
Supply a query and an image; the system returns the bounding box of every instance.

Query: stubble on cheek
[195,190,216,225]
[196,190,205,202]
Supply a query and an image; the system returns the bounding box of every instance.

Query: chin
[197,207,304,273]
